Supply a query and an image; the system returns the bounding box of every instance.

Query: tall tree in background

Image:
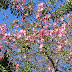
[0,0,72,72]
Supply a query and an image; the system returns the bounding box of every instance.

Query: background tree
[0,0,72,72]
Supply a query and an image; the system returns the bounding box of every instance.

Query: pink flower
[0,55,3,59]
[64,39,68,44]
[39,44,43,48]
[22,0,25,3]
[58,33,62,37]
[16,5,21,10]
[70,52,72,55]
[43,24,48,29]
[25,35,29,41]
[38,8,44,12]
[62,23,66,29]
[49,29,54,37]
[20,60,23,62]
[15,63,20,70]
[54,28,59,35]
[23,30,26,36]
[38,3,46,7]
[66,0,70,2]
[0,45,3,49]
[48,66,51,71]
[12,44,15,47]
[35,22,38,27]
[19,29,23,33]
[25,13,28,16]
[12,38,16,42]
[4,33,8,37]
[44,30,49,36]
[40,48,43,52]
[21,17,24,21]
[67,14,70,18]
[8,32,11,36]
[43,20,48,24]
[24,54,26,58]
[61,17,65,21]
[46,14,51,19]
[15,0,19,2]
[28,5,33,9]
[53,22,57,26]
[36,13,40,19]
[57,44,63,52]
[17,34,22,39]
[26,43,29,46]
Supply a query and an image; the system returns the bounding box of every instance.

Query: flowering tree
[0,0,72,72]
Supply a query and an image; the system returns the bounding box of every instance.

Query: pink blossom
[21,17,24,21]
[16,5,21,10]
[44,30,49,36]
[15,63,20,70]
[48,66,51,71]
[0,45,3,49]
[64,39,68,44]
[62,23,66,29]
[20,60,23,62]
[58,33,62,37]
[37,8,44,12]
[35,22,38,27]
[28,5,33,9]
[26,43,29,46]
[54,28,59,35]
[4,33,8,37]
[39,44,43,48]
[25,36,29,41]
[0,55,3,59]
[38,3,46,7]
[43,20,48,24]
[25,13,28,16]
[12,44,15,47]
[15,0,19,2]
[33,11,36,14]
[43,24,48,29]
[12,38,16,42]
[24,54,26,58]
[57,44,63,52]
[70,52,72,55]
[66,0,70,2]
[61,17,65,21]
[22,0,25,3]
[67,14,70,18]
[8,32,11,36]
[49,29,54,37]
[23,30,26,36]
[36,13,40,19]
[53,22,57,26]
[69,56,72,61]
[37,40,42,43]
[19,29,23,33]
[40,48,43,52]
[46,14,51,19]
[17,34,22,39]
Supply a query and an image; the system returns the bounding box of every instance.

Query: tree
[0,0,72,72]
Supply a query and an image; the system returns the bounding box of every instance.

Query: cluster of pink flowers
[67,13,72,19]
[12,0,33,17]
[0,45,3,49]
[0,44,3,59]
[15,62,21,70]
[36,3,46,19]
